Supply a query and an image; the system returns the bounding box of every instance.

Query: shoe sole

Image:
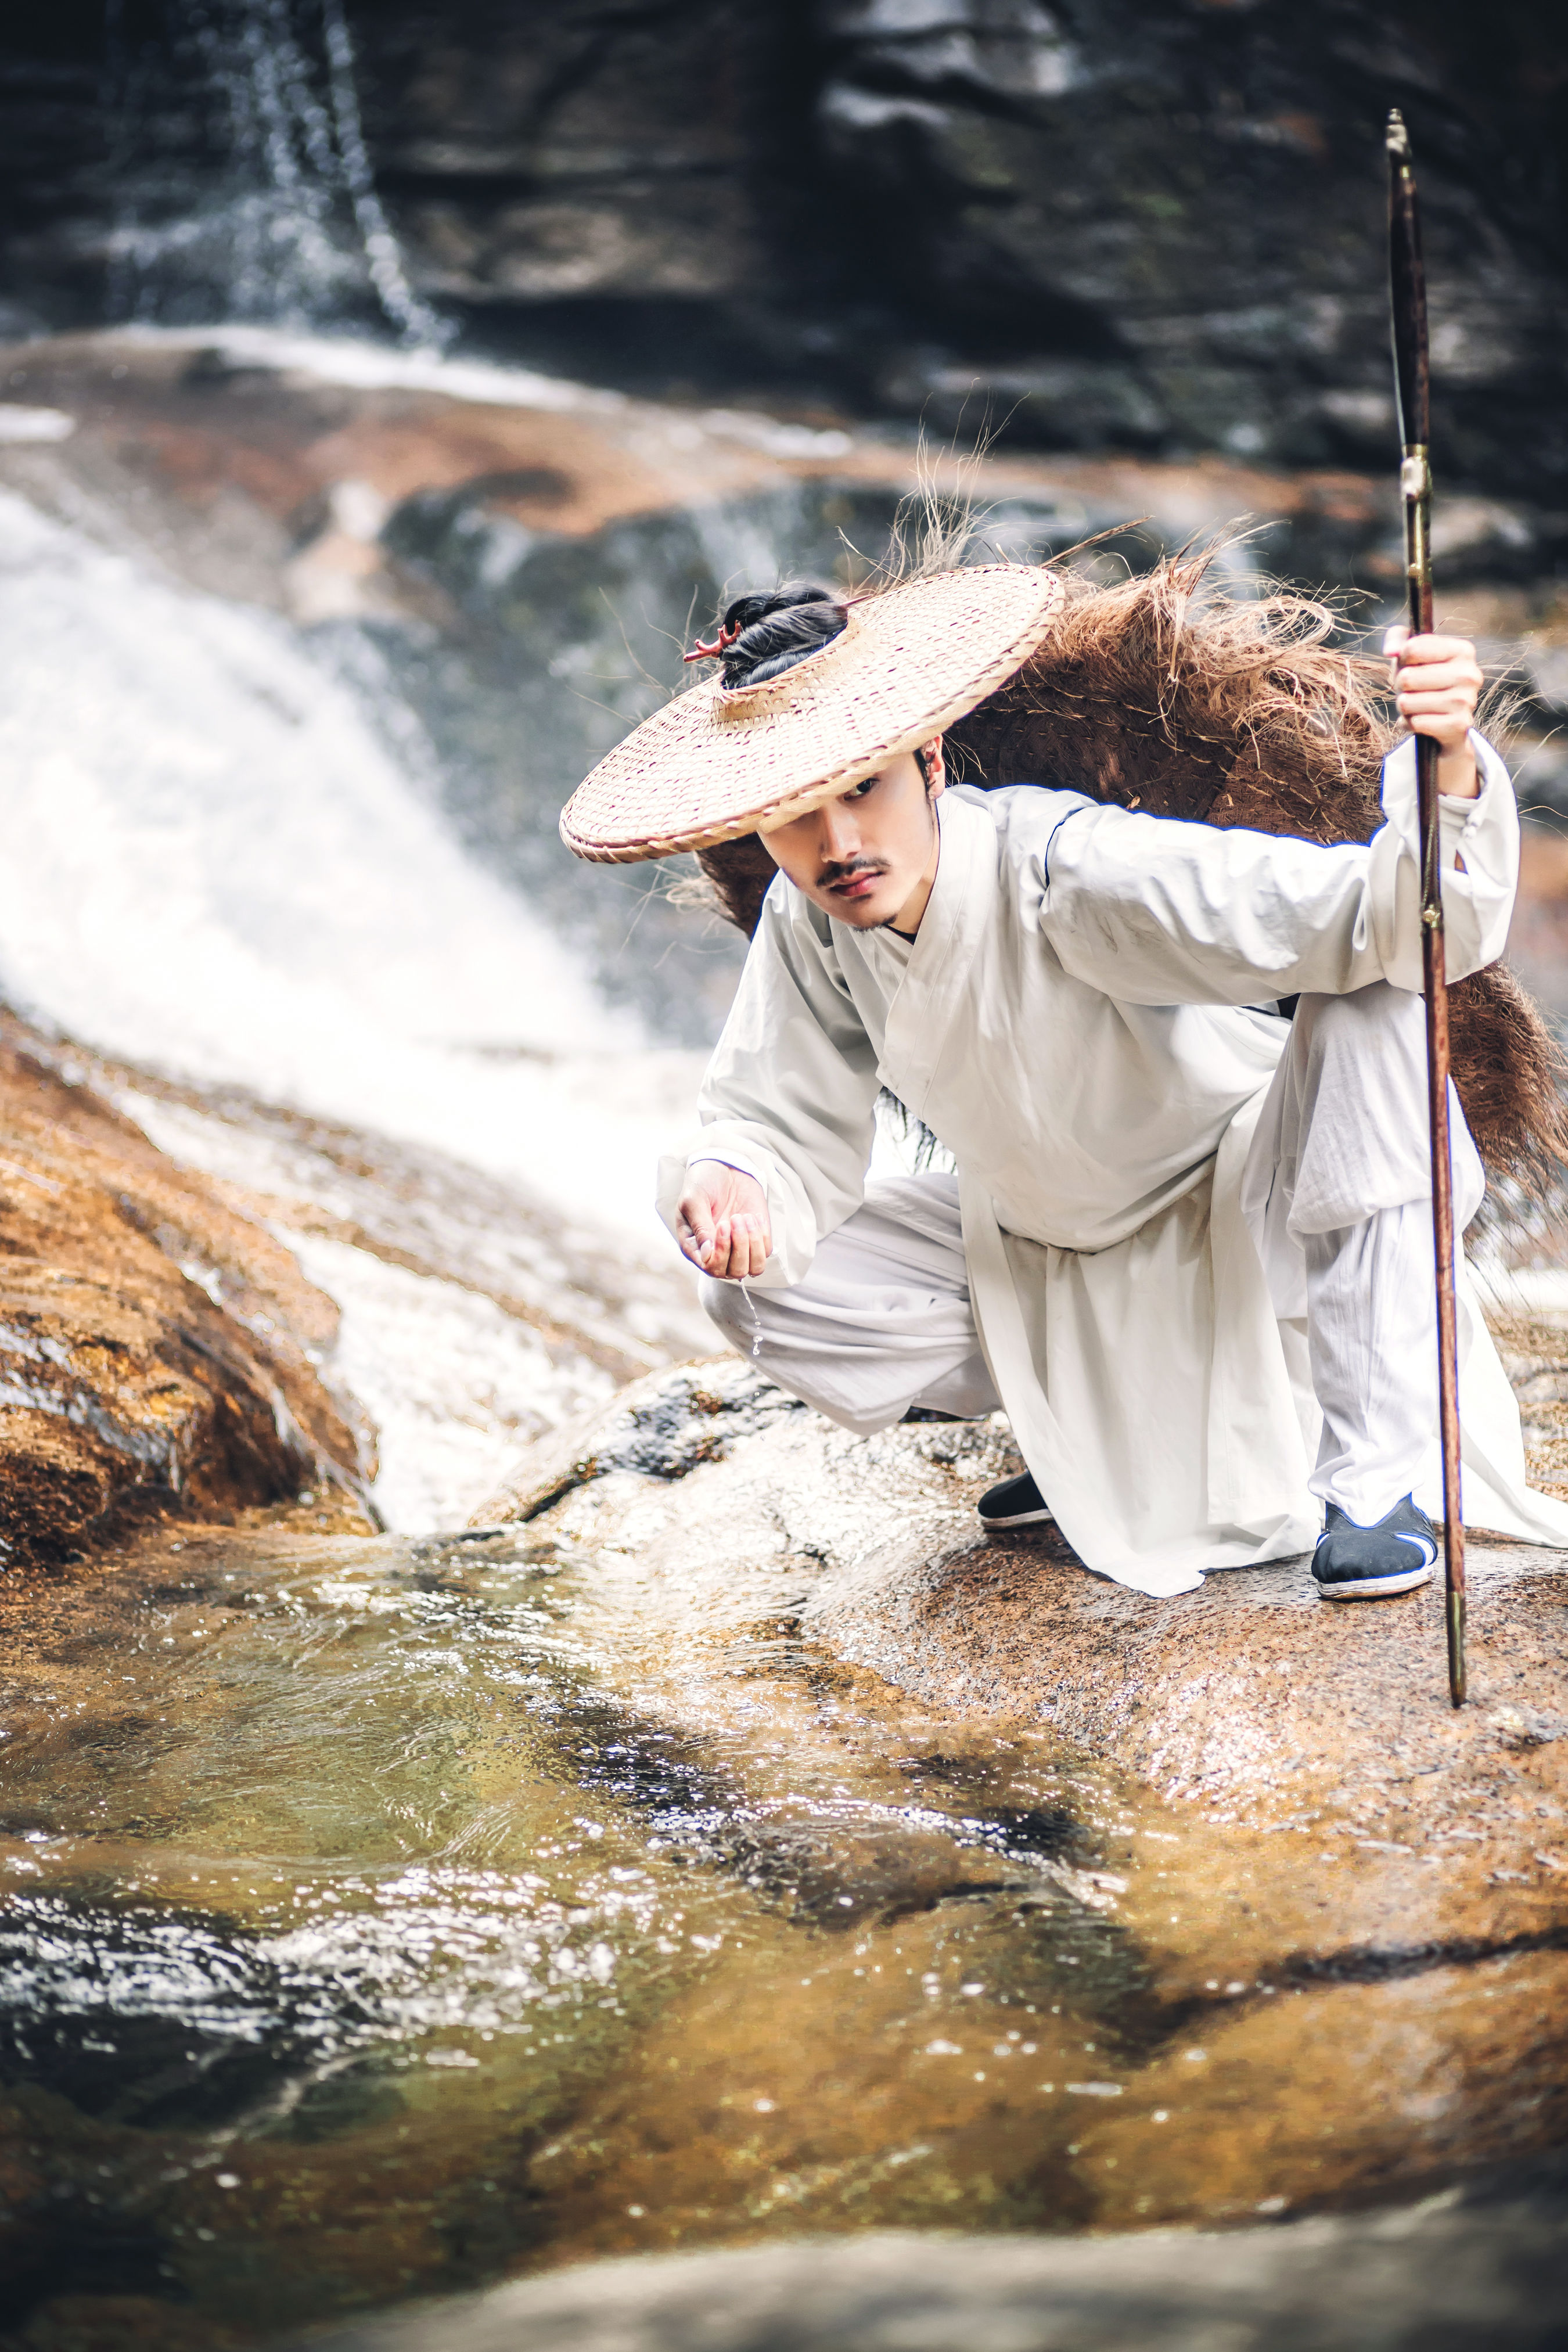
[1314,1564,1434,1601]
[980,1508,1054,1529]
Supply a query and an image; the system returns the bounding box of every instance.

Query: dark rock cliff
[1,2,1564,491]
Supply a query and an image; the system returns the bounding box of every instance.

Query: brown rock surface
[0,1014,373,1569]
[0,332,1425,617]
[478,1356,1568,1949]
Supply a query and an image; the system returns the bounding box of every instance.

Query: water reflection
[2,1521,1565,2343]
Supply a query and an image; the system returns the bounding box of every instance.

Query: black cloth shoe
[979,1470,1052,1528]
[1312,1495,1437,1601]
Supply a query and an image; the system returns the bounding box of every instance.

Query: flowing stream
[9,1509,1566,2344]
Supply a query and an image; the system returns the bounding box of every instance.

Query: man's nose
[817,803,860,862]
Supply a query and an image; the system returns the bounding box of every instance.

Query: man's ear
[921,735,946,797]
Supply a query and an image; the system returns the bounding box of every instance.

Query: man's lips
[824,866,883,900]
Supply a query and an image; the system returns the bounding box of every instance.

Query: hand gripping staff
[1387,108,1465,1707]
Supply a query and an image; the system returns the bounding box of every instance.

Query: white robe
[658,737,1568,1594]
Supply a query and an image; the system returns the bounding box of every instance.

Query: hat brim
[559,563,1064,864]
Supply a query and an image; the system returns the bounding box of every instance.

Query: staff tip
[1386,107,1411,159]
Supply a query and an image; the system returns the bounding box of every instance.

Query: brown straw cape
[559,563,1065,863]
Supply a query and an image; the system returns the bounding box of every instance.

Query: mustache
[818,856,888,889]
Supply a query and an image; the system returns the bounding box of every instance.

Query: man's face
[758,741,945,932]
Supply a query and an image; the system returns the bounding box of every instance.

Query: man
[560,562,1568,1600]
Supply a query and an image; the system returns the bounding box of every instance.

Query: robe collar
[876,786,996,1119]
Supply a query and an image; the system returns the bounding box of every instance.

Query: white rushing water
[108,0,450,347]
[0,490,703,1231]
[0,483,712,1526]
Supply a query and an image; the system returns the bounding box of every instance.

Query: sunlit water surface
[3,1514,1565,2345]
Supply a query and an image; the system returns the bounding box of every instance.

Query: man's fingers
[1397,675,1477,702]
[1397,700,1473,725]
[1392,631,1480,753]
[1405,718,1472,745]
[1394,654,1479,688]
[676,1220,713,1269]
[715,1215,747,1282]
[1386,630,1473,662]
[1385,629,1483,717]
[1398,689,1477,722]
[701,1213,773,1282]
[717,1215,761,1282]
[677,1191,718,1267]
[1401,633,1476,661]
[674,1172,771,1282]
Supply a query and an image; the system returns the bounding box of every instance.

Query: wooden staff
[1387,108,1465,1707]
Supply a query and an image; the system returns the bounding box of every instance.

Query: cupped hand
[1383,627,1484,796]
[676,1160,772,1280]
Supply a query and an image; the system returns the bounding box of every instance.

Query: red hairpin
[684,619,741,664]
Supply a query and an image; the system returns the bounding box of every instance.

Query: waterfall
[0,486,702,1254]
[318,0,445,348]
[107,0,448,347]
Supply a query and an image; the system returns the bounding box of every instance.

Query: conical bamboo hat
[559,562,1064,863]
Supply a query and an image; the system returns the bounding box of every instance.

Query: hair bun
[717,582,848,688]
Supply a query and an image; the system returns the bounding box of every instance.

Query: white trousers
[704,983,1487,1529]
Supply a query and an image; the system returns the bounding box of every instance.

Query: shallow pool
[2,1518,1565,2347]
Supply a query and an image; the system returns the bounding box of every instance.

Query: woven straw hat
[559,562,1064,863]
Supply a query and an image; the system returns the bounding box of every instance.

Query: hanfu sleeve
[654,881,880,1288]
[1028,731,1517,1006]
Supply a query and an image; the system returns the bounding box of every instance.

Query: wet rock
[477,1354,1568,1933]
[530,1670,1062,1933]
[0,1017,372,1569]
[470,1358,811,1524]
[277,2164,1568,2351]
[1430,500,1568,588]
[2,1434,1563,2337]
[807,1,1568,490]
[876,353,1169,455]
[0,1890,371,2131]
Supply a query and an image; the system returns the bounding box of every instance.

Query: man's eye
[845,778,876,800]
